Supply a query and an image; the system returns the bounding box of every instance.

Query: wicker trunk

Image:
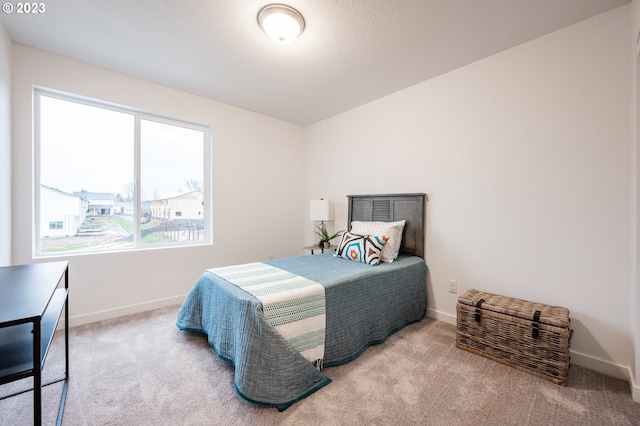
[456,289,572,386]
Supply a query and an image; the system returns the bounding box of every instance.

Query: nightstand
[303,245,336,255]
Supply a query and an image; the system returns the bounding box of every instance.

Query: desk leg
[58,268,69,426]
[33,320,42,425]
[64,268,69,380]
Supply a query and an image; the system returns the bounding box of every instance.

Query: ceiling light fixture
[258,4,305,44]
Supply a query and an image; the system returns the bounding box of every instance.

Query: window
[34,89,211,256]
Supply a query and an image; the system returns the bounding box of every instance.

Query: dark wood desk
[0,261,69,425]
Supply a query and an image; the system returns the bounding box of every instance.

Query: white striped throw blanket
[208,262,326,369]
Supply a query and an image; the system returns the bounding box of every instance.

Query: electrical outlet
[448,279,457,294]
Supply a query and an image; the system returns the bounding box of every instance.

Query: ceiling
[0,0,630,126]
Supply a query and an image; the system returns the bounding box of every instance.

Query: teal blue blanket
[176,253,427,410]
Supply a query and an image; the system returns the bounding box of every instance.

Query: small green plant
[314,224,343,247]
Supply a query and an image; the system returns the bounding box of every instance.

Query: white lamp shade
[310,199,334,222]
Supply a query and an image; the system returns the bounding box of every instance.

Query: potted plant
[314,224,343,249]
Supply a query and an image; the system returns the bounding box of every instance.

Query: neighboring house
[74,190,115,216]
[113,200,151,217]
[40,185,87,238]
[150,190,203,222]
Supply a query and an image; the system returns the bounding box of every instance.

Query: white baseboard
[571,351,640,403]
[426,307,456,325]
[62,294,187,328]
[569,350,629,381]
[631,368,640,403]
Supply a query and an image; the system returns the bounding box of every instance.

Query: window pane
[35,90,210,256]
[140,119,205,245]
[38,95,135,254]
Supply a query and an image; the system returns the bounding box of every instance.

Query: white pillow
[350,220,406,263]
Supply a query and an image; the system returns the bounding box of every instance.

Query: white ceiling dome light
[257,4,305,44]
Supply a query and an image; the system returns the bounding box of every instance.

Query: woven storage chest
[456,289,572,385]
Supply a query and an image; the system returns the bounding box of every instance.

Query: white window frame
[33,87,213,257]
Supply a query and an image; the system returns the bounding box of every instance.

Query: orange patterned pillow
[334,232,389,266]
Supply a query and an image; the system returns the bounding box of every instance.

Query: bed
[176,193,428,410]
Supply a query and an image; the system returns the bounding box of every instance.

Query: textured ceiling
[0,0,630,125]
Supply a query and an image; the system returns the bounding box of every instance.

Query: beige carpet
[1,305,639,425]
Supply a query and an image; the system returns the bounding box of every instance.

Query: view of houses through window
[35,90,210,255]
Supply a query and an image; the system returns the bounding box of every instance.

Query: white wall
[0,22,10,267]
[11,45,306,324]
[306,6,633,380]
[632,0,640,403]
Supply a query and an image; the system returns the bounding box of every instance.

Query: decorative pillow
[350,220,406,263]
[334,231,388,266]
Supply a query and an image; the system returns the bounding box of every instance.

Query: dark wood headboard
[347,193,427,258]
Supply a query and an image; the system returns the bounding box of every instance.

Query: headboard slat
[372,200,391,221]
